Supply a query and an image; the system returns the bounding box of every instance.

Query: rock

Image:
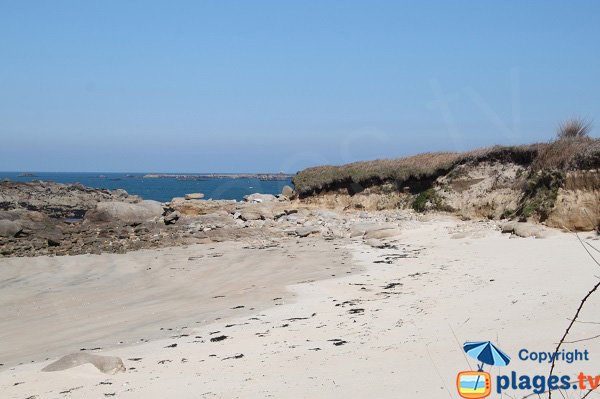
[39,228,64,246]
[0,220,22,237]
[170,197,236,216]
[164,211,180,225]
[0,180,139,219]
[365,238,386,248]
[281,185,296,200]
[113,189,129,198]
[364,227,402,240]
[85,200,164,225]
[184,193,205,200]
[296,226,321,238]
[239,210,263,221]
[501,221,551,238]
[315,210,341,220]
[243,193,277,203]
[349,223,380,238]
[42,353,126,374]
[189,212,235,229]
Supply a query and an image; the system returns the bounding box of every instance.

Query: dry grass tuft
[556,118,592,139]
[533,136,600,171]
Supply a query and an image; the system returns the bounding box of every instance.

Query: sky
[0,1,599,173]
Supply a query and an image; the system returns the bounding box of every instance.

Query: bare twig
[571,230,600,268]
[586,241,600,255]
[548,229,600,399]
[569,319,600,325]
[581,388,595,399]
[560,333,600,344]
[548,279,600,399]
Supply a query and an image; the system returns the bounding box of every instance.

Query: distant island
[141,173,293,181]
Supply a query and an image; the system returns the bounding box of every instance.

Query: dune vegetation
[293,123,599,197]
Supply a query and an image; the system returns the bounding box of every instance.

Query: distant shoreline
[141,173,293,181]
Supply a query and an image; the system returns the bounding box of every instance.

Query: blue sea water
[0,172,293,202]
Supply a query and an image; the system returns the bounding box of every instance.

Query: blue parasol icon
[463,341,511,371]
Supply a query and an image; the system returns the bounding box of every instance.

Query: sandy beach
[2,2,599,397]
[2,214,599,398]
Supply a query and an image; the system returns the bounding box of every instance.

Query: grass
[532,136,600,171]
[292,138,600,197]
[292,152,462,196]
[519,170,565,221]
[556,118,592,139]
[411,189,449,212]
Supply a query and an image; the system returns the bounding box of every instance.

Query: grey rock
[364,227,402,240]
[113,189,129,198]
[501,221,551,238]
[243,193,277,203]
[85,200,164,225]
[281,185,296,199]
[296,226,321,238]
[164,211,180,225]
[185,193,205,200]
[0,220,22,237]
[239,210,263,221]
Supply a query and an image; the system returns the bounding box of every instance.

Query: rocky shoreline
[1,172,597,258]
[0,181,364,257]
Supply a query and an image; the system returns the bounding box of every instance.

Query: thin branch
[560,333,600,344]
[574,231,600,268]
[548,279,600,399]
[549,228,600,399]
[569,319,600,325]
[581,388,595,399]
[586,241,600,255]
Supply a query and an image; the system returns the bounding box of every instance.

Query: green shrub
[412,189,446,213]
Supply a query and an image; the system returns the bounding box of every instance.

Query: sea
[0,172,293,203]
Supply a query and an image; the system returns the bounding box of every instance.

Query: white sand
[2,217,600,398]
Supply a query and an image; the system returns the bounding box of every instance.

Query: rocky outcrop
[297,162,600,232]
[84,200,164,225]
[294,138,600,231]
[0,181,139,218]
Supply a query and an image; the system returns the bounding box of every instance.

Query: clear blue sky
[1,1,598,173]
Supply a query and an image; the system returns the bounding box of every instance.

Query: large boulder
[501,221,552,238]
[0,220,22,237]
[85,201,164,225]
